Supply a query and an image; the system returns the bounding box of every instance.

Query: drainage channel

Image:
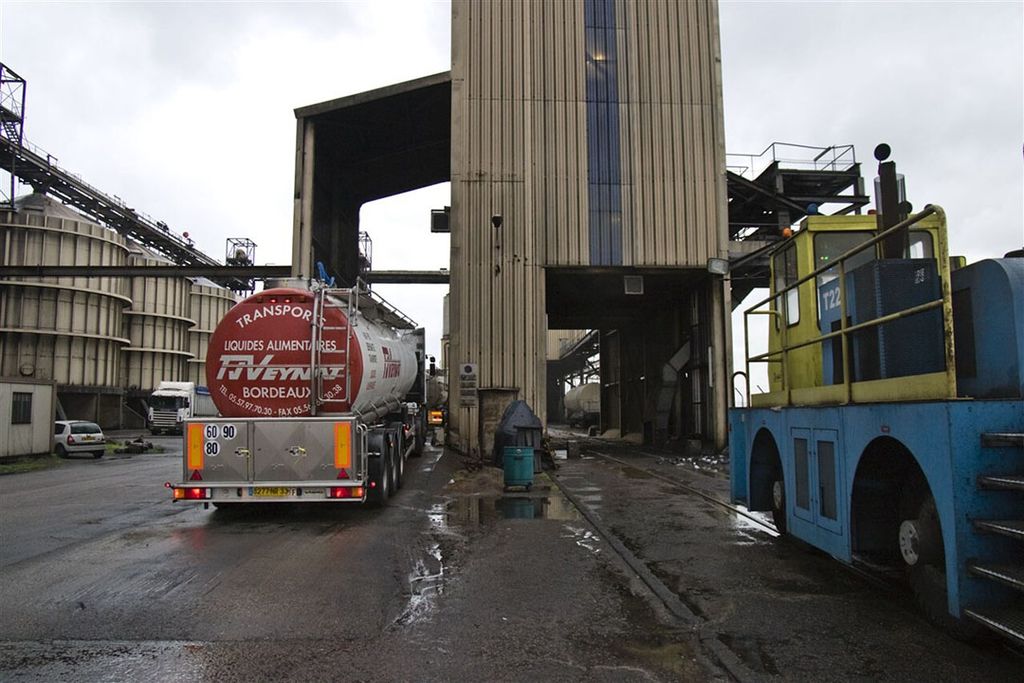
[589,451,779,537]
[589,450,905,596]
[551,467,762,683]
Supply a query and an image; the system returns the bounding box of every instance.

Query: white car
[54,421,107,459]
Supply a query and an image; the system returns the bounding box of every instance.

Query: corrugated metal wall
[120,248,195,393]
[449,0,727,453]
[0,200,131,387]
[187,281,237,386]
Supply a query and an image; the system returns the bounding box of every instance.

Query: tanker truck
[564,383,600,427]
[168,282,427,507]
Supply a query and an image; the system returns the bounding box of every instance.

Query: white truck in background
[148,381,218,435]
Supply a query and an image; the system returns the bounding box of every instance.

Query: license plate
[83,435,94,441]
[253,487,294,497]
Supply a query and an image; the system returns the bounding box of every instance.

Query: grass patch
[0,454,65,476]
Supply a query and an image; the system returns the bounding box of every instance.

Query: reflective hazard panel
[187,423,205,470]
[334,422,352,470]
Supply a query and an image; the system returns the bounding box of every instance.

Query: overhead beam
[0,265,291,279]
[0,265,451,284]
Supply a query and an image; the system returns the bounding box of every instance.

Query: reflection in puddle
[563,525,601,554]
[443,494,582,526]
[725,506,778,544]
[395,542,446,626]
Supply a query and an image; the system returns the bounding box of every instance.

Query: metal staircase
[964,432,1024,647]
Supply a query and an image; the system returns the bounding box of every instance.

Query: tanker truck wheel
[367,431,391,508]
[387,426,405,490]
[369,454,391,507]
[412,413,426,458]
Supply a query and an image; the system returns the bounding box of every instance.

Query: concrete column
[710,277,729,451]
[291,119,315,280]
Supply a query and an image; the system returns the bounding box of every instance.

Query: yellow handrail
[741,205,956,407]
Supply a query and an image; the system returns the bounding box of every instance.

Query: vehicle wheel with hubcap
[56,444,68,459]
[898,476,983,640]
[770,471,787,534]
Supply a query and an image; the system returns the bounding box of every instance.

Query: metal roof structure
[293,71,451,285]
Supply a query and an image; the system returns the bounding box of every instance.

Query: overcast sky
[1,0,1021,368]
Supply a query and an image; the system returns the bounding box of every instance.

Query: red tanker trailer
[168,284,427,507]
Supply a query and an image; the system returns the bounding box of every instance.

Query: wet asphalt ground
[549,432,1022,682]
[0,431,1020,681]
[0,435,717,681]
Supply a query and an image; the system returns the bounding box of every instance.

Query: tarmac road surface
[0,437,721,682]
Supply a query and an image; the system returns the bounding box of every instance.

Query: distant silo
[186,277,236,386]
[120,245,195,393]
[0,193,131,423]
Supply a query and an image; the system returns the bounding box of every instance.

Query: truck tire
[898,475,984,640]
[412,412,426,457]
[389,429,404,490]
[386,424,406,489]
[770,471,787,534]
[368,454,390,508]
[366,430,390,507]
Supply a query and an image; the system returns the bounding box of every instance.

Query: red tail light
[173,487,208,501]
[328,486,364,499]
[67,435,75,445]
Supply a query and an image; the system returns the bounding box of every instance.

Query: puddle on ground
[563,525,601,554]
[441,494,582,526]
[620,466,654,479]
[716,633,781,676]
[394,541,446,626]
[727,508,779,544]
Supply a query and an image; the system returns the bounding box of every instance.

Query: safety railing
[726,142,857,180]
[740,205,955,407]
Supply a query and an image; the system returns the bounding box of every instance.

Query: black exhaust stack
[874,143,912,259]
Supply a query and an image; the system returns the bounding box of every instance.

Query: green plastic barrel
[503,446,534,488]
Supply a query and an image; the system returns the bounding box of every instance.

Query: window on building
[12,392,32,425]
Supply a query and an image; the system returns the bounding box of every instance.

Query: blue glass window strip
[585,0,622,266]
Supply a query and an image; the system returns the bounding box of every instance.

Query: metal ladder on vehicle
[964,432,1024,646]
[309,287,354,415]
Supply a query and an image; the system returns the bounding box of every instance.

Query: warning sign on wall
[459,363,478,407]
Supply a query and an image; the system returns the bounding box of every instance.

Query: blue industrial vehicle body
[730,399,1024,617]
[950,258,1024,399]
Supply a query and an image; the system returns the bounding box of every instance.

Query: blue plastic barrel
[503,446,534,488]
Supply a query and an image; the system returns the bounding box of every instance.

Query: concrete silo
[0,193,131,425]
[120,244,195,395]
[186,277,236,386]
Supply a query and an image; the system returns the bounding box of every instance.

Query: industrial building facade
[289,0,730,454]
[447,0,729,453]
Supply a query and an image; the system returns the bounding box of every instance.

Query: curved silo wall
[0,194,131,424]
[121,246,195,393]
[187,278,236,386]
